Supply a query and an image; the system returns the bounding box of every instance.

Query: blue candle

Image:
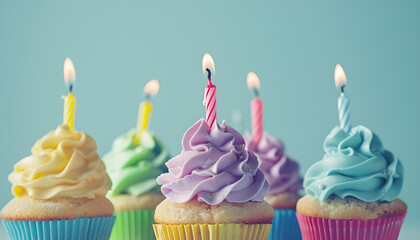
[335,64,351,133]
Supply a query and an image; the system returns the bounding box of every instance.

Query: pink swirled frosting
[245,132,302,195]
[157,119,269,205]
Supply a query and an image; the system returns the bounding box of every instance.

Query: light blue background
[1,0,419,238]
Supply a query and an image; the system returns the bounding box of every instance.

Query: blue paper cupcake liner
[268,209,302,240]
[2,216,115,240]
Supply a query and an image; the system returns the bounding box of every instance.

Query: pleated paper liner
[296,211,406,240]
[268,209,302,240]
[2,216,115,240]
[153,223,272,240]
[110,209,156,240]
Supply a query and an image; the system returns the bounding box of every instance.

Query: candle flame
[202,53,215,76]
[64,57,76,86]
[144,79,160,96]
[334,64,347,89]
[247,72,260,89]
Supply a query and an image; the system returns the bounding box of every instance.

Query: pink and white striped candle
[204,80,216,128]
[251,96,263,144]
[247,72,263,144]
[202,53,217,128]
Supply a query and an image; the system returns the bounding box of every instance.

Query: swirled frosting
[244,132,302,195]
[304,126,403,202]
[157,119,269,205]
[9,125,112,199]
[103,129,169,196]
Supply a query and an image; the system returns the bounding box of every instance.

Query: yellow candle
[63,57,76,131]
[135,79,159,144]
[136,100,153,144]
[63,91,76,131]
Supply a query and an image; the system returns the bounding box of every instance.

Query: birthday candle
[63,58,76,131]
[136,79,159,144]
[334,64,351,133]
[247,72,263,144]
[202,53,217,128]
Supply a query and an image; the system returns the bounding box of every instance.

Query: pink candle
[202,53,217,128]
[205,79,216,128]
[251,96,263,144]
[247,72,263,144]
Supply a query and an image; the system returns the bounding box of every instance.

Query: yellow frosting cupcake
[0,125,115,239]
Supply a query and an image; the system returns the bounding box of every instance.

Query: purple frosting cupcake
[245,132,302,204]
[153,119,275,240]
[245,132,303,240]
[245,132,302,197]
[158,119,269,205]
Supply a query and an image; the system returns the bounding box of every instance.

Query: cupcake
[0,125,115,240]
[153,119,274,240]
[296,126,407,240]
[244,71,302,239]
[103,129,169,240]
[245,132,303,240]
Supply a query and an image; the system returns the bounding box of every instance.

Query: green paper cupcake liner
[110,209,156,240]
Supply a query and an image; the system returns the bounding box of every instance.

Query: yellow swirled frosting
[9,125,112,199]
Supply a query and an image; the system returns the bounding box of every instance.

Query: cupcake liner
[296,211,406,240]
[110,209,156,240]
[2,216,115,240]
[153,223,271,240]
[268,209,302,240]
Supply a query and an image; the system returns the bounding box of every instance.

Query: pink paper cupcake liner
[296,211,406,240]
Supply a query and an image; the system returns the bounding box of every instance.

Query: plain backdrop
[1,0,419,238]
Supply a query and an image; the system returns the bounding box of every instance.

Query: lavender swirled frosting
[156,119,269,205]
[245,132,303,195]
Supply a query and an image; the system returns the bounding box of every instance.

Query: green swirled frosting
[304,125,403,202]
[103,129,169,196]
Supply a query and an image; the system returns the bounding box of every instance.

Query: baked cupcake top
[245,132,302,195]
[157,119,269,205]
[103,129,169,196]
[304,125,403,202]
[9,125,112,199]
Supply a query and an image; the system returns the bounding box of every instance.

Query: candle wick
[69,84,73,93]
[340,85,345,93]
[206,68,212,83]
[145,93,151,100]
[252,87,259,97]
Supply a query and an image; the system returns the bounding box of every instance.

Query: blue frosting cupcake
[296,125,407,240]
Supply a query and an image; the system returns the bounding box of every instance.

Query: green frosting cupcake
[103,129,169,197]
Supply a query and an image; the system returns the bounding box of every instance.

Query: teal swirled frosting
[103,129,169,196]
[304,126,403,202]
